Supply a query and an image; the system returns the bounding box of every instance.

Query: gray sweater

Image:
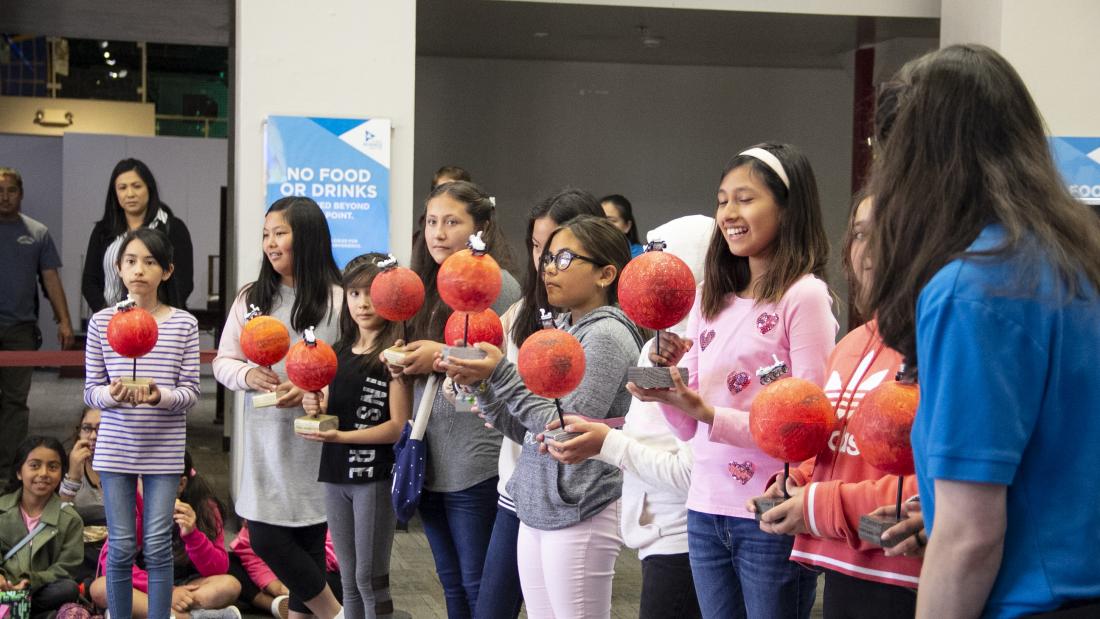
[418,270,521,492]
[478,306,643,530]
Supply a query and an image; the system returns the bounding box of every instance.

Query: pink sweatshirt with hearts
[659,275,837,518]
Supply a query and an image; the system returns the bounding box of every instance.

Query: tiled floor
[26,368,823,617]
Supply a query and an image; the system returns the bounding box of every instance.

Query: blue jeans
[473,505,523,619]
[419,477,498,619]
[100,472,180,619]
[687,510,818,619]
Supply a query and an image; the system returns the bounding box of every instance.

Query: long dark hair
[702,142,829,318]
[99,159,173,237]
[543,214,632,307]
[177,451,225,548]
[512,189,605,347]
[600,194,641,245]
[409,181,514,342]
[115,227,175,305]
[866,45,1100,366]
[842,188,872,327]
[242,197,341,333]
[336,253,401,373]
[5,436,67,495]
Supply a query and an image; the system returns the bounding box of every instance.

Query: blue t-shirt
[0,214,62,326]
[914,225,1100,618]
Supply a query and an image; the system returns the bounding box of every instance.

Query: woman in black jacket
[81,159,194,311]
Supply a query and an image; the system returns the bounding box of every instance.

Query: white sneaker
[270,595,289,619]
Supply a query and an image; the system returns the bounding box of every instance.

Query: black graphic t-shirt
[318,348,395,484]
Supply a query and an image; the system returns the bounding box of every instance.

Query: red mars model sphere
[438,249,502,313]
[749,377,835,462]
[618,246,696,331]
[240,315,291,367]
[285,331,338,393]
[370,265,425,322]
[445,308,504,348]
[517,329,586,399]
[849,381,920,476]
[107,305,158,358]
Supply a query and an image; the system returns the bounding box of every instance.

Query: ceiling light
[103,51,110,59]
[106,58,117,66]
[109,71,118,79]
[118,69,128,78]
[533,31,550,38]
[100,41,109,49]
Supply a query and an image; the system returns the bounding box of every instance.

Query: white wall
[232,0,417,497]
[416,56,854,302]
[940,0,1100,136]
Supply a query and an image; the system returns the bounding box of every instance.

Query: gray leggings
[324,481,396,619]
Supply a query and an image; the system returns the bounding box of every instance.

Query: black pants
[228,552,344,611]
[823,569,916,619]
[0,322,37,480]
[32,578,80,619]
[248,520,329,615]
[640,552,702,619]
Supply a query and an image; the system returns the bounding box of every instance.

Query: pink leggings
[516,501,622,619]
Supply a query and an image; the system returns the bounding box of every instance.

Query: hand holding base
[752,496,787,522]
[294,414,338,435]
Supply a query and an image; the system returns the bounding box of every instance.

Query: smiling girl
[214,196,343,619]
[0,437,83,619]
[629,144,837,618]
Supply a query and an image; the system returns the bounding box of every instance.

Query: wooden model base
[382,346,408,367]
[120,377,153,389]
[627,366,688,389]
[294,414,339,434]
[858,514,906,548]
[543,428,583,444]
[252,392,280,408]
[442,345,488,361]
[752,496,787,522]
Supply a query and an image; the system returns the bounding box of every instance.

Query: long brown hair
[512,189,605,347]
[336,253,401,373]
[701,142,830,318]
[409,181,515,342]
[866,45,1100,366]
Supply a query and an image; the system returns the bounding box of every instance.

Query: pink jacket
[660,276,837,518]
[97,495,228,593]
[229,521,340,591]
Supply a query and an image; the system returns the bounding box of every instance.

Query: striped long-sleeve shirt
[84,307,200,475]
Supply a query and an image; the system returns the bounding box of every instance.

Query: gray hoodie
[478,305,643,530]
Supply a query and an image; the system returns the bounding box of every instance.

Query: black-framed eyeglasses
[541,249,599,272]
[80,424,100,434]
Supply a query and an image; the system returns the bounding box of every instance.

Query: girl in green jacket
[0,436,83,619]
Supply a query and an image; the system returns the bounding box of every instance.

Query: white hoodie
[593,214,713,559]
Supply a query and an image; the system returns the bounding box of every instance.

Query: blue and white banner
[1050,136,1100,205]
[265,116,391,267]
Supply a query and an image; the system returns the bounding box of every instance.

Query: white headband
[739,147,790,189]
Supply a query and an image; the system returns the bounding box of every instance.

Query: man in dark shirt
[0,167,74,478]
